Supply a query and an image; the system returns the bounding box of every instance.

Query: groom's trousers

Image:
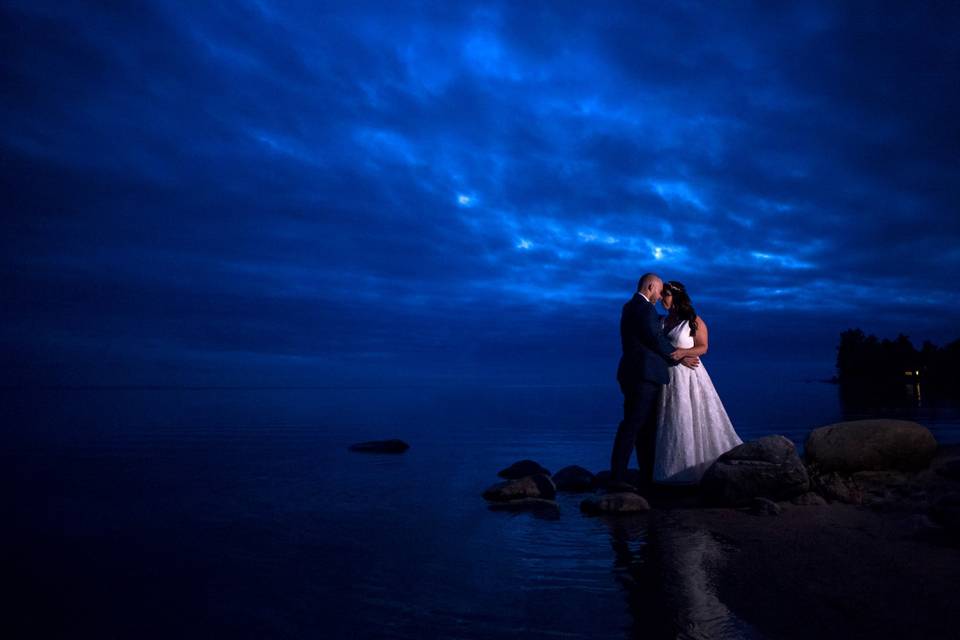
[610,381,661,485]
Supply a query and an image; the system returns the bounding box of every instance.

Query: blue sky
[2,1,959,386]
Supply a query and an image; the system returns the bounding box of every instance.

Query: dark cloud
[2,0,959,386]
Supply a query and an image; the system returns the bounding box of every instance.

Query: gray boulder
[482,474,556,501]
[580,492,651,515]
[804,419,937,472]
[552,465,595,492]
[700,435,809,507]
[497,459,551,479]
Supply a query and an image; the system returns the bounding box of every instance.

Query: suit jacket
[616,293,678,390]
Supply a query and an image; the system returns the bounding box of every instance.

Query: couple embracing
[609,273,742,491]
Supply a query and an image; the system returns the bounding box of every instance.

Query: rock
[348,439,410,453]
[748,497,782,516]
[605,480,640,493]
[592,468,642,490]
[552,465,595,492]
[809,470,863,504]
[580,492,651,515]
[935,459,960,481]
[482,474,556,502]
[497,459,551,479]
[929,493,960,534]
[487,498,560,519]
[804,419,937,472]
[700,435,809,507]
[791,492,828,506]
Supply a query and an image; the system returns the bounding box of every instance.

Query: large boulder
[552,465,595,492]
[348,439,409,453]
[700,435,809,507]
[482,474,556,501]
[497,459,551,479]
[804,419,937,472]
[580,492,651,515]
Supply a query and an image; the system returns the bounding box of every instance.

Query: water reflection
[837,380,960,446]
[600,512,760,640]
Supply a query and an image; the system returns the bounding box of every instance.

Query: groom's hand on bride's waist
[680,356,700,369]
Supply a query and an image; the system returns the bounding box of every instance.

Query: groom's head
[637,273,664,302]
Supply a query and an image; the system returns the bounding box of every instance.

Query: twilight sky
[3,1,959,386]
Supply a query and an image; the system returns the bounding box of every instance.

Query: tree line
[836,329,960,390]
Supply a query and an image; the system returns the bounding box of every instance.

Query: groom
[610,273,698,490]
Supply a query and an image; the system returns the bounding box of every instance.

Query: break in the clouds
[2,1,959,385]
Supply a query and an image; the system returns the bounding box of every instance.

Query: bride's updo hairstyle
[664,281,699,336]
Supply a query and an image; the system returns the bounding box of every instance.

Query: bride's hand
[680,355,700,369]
[670,349,686,361]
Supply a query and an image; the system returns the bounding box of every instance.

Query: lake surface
[6,362,959,638]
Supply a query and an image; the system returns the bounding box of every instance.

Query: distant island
[835,329,960,394]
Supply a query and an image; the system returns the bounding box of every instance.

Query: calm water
[6,364,959,638]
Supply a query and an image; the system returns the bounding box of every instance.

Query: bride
[653,281,743,485]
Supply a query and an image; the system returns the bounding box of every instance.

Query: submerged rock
[348,439,410,453]
[552,465,595,492]
[482,474,556,502]
[580,492,651,514]
[804,419,937,472]
[497,459,551,479]
[700,435,809,507]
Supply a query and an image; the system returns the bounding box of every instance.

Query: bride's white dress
[653,319,743,485]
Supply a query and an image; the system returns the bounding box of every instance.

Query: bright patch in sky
[751,251,814,269]
[516,238,533,250]
[457,194,473,207]
[649,180,707,211]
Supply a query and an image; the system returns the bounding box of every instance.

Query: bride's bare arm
[672,318,709,359]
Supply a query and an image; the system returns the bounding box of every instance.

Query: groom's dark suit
[611,292,679,485]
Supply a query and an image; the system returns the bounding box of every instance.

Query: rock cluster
[803,420,951,512]
[480,420,959,531]
[482,460,651,516]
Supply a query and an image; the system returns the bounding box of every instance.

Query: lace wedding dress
[653,319,743,485]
